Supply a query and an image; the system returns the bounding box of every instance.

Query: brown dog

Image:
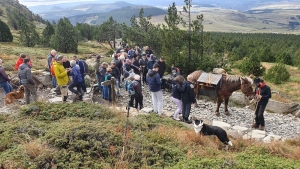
[4,85,25,106]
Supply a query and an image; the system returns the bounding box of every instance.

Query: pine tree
[19,19,40,47]
[41,21,55,47]
[0,19,13,42]
[239,52,266,76]
[50,17,78,53]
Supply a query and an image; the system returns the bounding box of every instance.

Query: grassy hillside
[1,102,300,168]
[68,6,167,25]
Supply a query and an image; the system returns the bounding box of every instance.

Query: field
[151,7,300,34]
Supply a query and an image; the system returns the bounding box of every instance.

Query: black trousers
[182,102,192,120]
[142,69,147,84]
[129,95,135,107]
[134,94,143,110]
[255,104,266,126]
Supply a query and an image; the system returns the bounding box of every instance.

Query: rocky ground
[1,76,300,142]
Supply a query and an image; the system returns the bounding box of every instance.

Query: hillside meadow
[0,102,300,168]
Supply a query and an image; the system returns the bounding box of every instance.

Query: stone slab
[232,126,249,132]
[48,97,62,103]
[242,130,266,140]
[263,134,282,143]
[140,107,153,113]
[212,120,231,130]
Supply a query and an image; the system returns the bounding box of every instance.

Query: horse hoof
[215,112,220,116]
[224,111,230,115]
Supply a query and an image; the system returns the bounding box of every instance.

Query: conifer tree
[0,19,13,42]
[19,19,40,47]
[41,21,55,47]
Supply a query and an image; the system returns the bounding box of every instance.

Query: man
[15,53,32,70]
[111,61,120,96]
[147,55,156,70]
[73,55,86,93]
[128,48,135,60]
[123,59,140,79]
[100,62,108,99]
[68,60,83,102]
[18,58,37,104]
[139,53,148,85]
[145,46,153,55]
[0,59,12,95]
[146,63,163,115]
[47,50,57,88]
[94,56,101,92]
[132,74,143,110]
[157,57,166,78]
[54,56,70,102]
[252,77,272,130]
[132,56,140,74]
[62,56,71,77]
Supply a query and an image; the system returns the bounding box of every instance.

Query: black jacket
[255,85,271,106]
[181,81,196,104]
[171,81,185,100]
[111,67,120,79]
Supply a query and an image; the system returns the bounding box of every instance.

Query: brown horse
[188,70,254,115]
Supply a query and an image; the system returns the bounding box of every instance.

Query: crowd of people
[0,44,271,128]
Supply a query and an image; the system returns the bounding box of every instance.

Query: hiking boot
[252,123,259,129]
[259,126,265,130]
[184,118,192,124]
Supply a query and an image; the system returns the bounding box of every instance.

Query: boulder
[229,92,249,106]
[227,129,242,139]
[263,134,282,143]
[266,100,300,114]
[41,74,53,87]
[140,107,153,113]
[212,120,231,130]
[232,126,249,133]
[48,97,62,103]
[242,130,266,140]
[292,109,300,118]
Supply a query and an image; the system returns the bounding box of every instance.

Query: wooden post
[111,77,116,107]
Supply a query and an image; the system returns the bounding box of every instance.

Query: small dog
[194,119,233,149]
[4,85,25,106]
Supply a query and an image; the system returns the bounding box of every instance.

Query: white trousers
[151,90,163,115]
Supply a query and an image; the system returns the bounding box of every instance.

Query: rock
[232,126,249,133]
[242,130,266,140]
[48,97,62,103]
[212,120,231,130]
[94,112,101,117]
[266,100,300,114]
[293,109,300,118]
[229,92,249,106]
[227,129,242,139]
[263,134,282,143]
[41,74,53,87]
[140,107,153,113]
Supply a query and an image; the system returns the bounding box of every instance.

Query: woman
[0,59,13,95]
[171,75,185,121]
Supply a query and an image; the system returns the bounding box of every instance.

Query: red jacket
[15,58,32,70]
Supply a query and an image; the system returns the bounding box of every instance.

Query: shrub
[106,48,114,56]
[0,19,13,42]
[276,52,293,65]
[264,63,290,84]
[239,52,266,76]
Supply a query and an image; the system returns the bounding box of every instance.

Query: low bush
[264,64,290,84]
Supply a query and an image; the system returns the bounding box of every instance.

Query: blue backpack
[126,80,136,95]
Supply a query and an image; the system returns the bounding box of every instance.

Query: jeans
[151,90,163,114]
[0,82,13,95]
[182,102,192,120]
[23,83,37,104]
[81,74,87,93]
[172,97,182,118]
[255,104,266,127]
[96,74,102,91]
[116,79,120,95]
[52,76,57,88]
[68,82,83,100]
[103,86,108,99]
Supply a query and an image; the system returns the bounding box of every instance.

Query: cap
[254,77,262,84]
[134,74,140,80]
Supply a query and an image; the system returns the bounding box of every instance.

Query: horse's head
[240,77,254,100]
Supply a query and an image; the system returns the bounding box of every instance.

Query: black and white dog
[194,119,233,149]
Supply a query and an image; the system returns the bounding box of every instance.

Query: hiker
[112,54,122,87]
[110,61,120,96]
[157,57,166,78]
[18,58,37,104]
[123,59,140,79]
[171,75,186,121]
[252,77,272,131]
[171,64,180,78]
[147,55,156,70]
[0,59,13,95]
[54,56,70,102]
[146,63,163,115]
[139,53,148,85]
[47,50,57,87]
[132,74,143,110]
[62,56,71,77]
[124,72,136,107]
[145,46,153,55]
[68,60,83,101]
[15,53,32,86]
[135,46,142,59]
[128,48,135,60]
[94,56,101,92]
[100,62,108,99]
[132,56,140,74]
[181,75,198,124]
[72,55,86,93]
[103,67,113,102]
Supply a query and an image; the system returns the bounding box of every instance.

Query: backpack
[105,73,112,81]
[127,80,136,95]
[82,60,89,74]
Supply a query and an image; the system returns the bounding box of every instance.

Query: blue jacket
[76,60,85,75]
[146,69,162,92]
[181,81,196,104]
[172,81,186,100]
[71,65,83,84]
[147,60,156,70]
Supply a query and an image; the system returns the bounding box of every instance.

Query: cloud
[19,0,98,6]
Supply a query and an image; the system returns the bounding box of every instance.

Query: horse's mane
[225,74,253,84]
